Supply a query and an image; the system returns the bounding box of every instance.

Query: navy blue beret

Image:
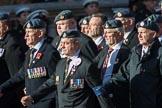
[54,10,74,23]
[136,20,159,32]
[61,29,81,38]
[104,20,123,29]
[16,7,31,17]
[0,13,10,21]
[23,18,46,29]
[79,16,91,26]
[26,9,49,21]
[114,11,134,18]
[83,0,99,8]
[146,14,162,23]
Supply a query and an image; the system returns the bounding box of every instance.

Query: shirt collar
[112,41,122,50]
[94,36,104,46]
[70,49,80,60]
[124,29,133,39]
[33,39,44,51]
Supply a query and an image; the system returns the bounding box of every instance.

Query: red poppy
[36,53,42,59]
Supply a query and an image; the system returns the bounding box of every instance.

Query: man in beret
[94,19,130,108]
[26,9,55,43]
[145,14,162,44]
[134,0,158,23]
[15,7,31,51]
[105,20,162,108]
[114,10,139,49]
[52,10,98,59]
[78,16,91,36]
[83,0,99,16]
[0,13,26,108]
[20,29,114,108]
[0,18,61,108]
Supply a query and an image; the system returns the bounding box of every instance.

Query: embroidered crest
[105,24,109,28]
[83,19,87,25]
[60,15,64,19]
[140,21,145,26]
[62,32,67,38]
[117,12,122,17]
[27,23,31,28]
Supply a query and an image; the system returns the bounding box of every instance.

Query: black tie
[29,48,36,65]
[64,58,72,82]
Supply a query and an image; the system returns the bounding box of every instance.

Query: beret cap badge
[147,18,152,21]
[62,32,67,38]
[140,21,145,26]
[26,23,31,28]
[105,24,108,28]
[117,12,122,17]
[60,15,64,20]
[83,19,87,24]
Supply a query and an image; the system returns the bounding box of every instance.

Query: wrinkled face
[25,29,43,47]
[0,22,8,37]
[89,17,103,38]
[56,19,75,36]
[137,27,156,46]
[104,28,121,46]
[60,38,80,56]
[84,3,99,15]
[81,24,89,35]
[18,11,30,25]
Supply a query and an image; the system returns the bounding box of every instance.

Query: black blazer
[30,53,114,108]
[0,41,61,108]
[94,43,130,108]
[125,29,139,49]
[0,31,26,108]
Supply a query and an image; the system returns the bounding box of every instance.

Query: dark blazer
[51,32,98,59]
[109,38,162,108]
[94,43,130,108]
[97,38,107,52]
[0,40,61,108]
[124,29,139,49]
[30,53,114,108]
[0,31,26,108]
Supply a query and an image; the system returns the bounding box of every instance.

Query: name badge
[0,48,5,57]
[27,66,47,79]
[70,79,84,89]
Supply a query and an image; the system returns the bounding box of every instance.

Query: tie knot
[66,58,72,64]
[30,48,37,54]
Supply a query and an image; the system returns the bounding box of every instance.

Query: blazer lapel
[61,56,82,91]
[30,43,47,67]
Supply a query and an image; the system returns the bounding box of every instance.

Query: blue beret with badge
[79,16,91,26]
[16,7,31,17]
[136,20,160,32]
[54,10,74,23]
[0,13,10,21]
[146,14,162,23]
[114,10,134,18]
[26,9,49,21]
[61,29,81,38]
[23,18,46,29]
[104,20,123,29]
[83,0,99,8]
